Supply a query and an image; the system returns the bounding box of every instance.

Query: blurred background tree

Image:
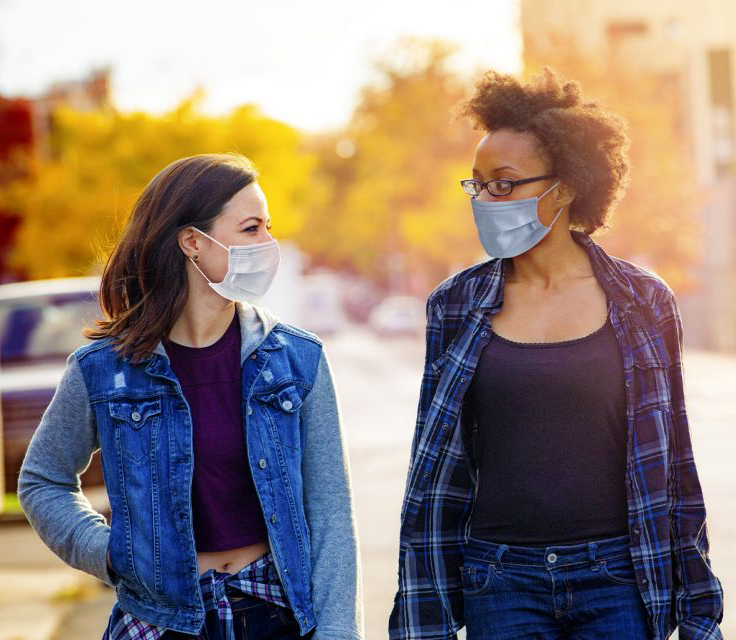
[299,39,479,291]
[524,32,702,291]
[1,36,701,292]
[3,96,315,279]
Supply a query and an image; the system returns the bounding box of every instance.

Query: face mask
[471,180,563,258]
[188,227,280,301]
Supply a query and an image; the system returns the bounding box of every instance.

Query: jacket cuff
[677,616,723,640]
[84,526,115,586]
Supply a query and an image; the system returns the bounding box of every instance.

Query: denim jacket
[19,303,363,639]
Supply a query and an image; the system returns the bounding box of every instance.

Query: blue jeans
[162,591,311,640]
[461,534,651,639]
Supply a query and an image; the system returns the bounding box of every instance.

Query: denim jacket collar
[150,302,281,365]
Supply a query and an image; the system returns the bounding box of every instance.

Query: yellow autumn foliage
[4,96,316,279]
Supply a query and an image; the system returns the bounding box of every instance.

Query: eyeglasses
[460,174,555,197]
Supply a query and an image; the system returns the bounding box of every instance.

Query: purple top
[165,312,268,552]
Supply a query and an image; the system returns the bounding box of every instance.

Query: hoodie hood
[152,302,280,364]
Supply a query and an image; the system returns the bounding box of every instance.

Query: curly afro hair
[458,68,630,234]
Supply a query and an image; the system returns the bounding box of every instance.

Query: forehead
[220,182,268,220]
[473,129,547,174]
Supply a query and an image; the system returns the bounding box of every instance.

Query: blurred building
[521,0,736,350]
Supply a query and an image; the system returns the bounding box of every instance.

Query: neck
[168,264,237,347]
[507,227,592,288]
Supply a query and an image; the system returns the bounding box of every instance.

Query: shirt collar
[471,231,636,313]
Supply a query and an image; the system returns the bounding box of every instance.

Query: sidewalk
[0,520,114,640]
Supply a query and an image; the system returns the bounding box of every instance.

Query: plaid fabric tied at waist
[104,551,289,640]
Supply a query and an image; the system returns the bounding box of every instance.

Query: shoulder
[272,322,323,347]
[426,259,499,311]
[72,336,119,363]
[607,255,678,316]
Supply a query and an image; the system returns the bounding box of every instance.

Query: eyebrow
[239,216,270,226]
[472,165,519,177]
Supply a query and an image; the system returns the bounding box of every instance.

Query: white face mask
[188,227,280,301]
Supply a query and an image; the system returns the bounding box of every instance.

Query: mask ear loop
[539,180,564,229]
[191,226,229,251]
[545,206,565,229]
[188,227,230,285]
[540,179,561,199]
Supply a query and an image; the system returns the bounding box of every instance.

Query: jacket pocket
[109,396,161,464]
[256,384,303,414]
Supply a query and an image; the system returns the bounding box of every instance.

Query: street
[0,325,734,639]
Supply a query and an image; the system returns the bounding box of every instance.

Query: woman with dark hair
[390,70,723,639]
[19,154,363,640]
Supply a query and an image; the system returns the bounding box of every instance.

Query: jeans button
[547,553,558,564]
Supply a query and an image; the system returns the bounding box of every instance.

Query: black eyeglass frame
[460,173,555,197]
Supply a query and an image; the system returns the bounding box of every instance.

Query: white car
[368,296,425,337]
[0,276,104,495]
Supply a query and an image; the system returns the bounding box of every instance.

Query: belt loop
[588,542,599,571]
[494,544,509,574]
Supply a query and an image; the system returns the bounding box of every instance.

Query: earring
[193,254,199,261]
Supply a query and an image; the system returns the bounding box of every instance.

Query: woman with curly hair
[390,69,722,639]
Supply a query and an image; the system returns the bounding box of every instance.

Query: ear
[553,181,576,208]
[178,227,202,261]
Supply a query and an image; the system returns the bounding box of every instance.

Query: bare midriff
[198,541,270,575]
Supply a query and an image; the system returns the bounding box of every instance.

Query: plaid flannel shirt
[389,232,723,640]
[104,551,288,640]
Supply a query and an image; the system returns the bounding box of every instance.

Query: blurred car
[0,277,104,495]
[299,273,345,337]
[368,295,425,337]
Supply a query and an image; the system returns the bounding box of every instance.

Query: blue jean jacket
[19,304,363,639]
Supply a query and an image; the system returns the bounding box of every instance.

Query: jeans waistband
[463,534,631,568]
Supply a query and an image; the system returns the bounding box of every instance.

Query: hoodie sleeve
[17,353,113,585]
[300,349,364,640]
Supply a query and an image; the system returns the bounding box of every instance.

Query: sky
[0,0,521,132]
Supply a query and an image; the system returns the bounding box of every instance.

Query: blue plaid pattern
[389,232,723,640]
[104,551,288,639]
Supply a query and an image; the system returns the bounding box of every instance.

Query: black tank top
[467,318,629,545]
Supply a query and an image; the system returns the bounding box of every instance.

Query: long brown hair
[85,153,258,363]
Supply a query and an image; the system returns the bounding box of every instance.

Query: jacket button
[641,577,648,586]
[282,400,293,410]
[247,406,253,416]
[270,514,277,524]
[259,459,267,469]
[251,354,257,360]
[633,527,640,536]
[131,412,141,422]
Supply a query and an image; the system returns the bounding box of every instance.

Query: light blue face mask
[471,180,563,258]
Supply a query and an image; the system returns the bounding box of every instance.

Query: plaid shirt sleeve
[655,288,724,639]
[389,293,471,640]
